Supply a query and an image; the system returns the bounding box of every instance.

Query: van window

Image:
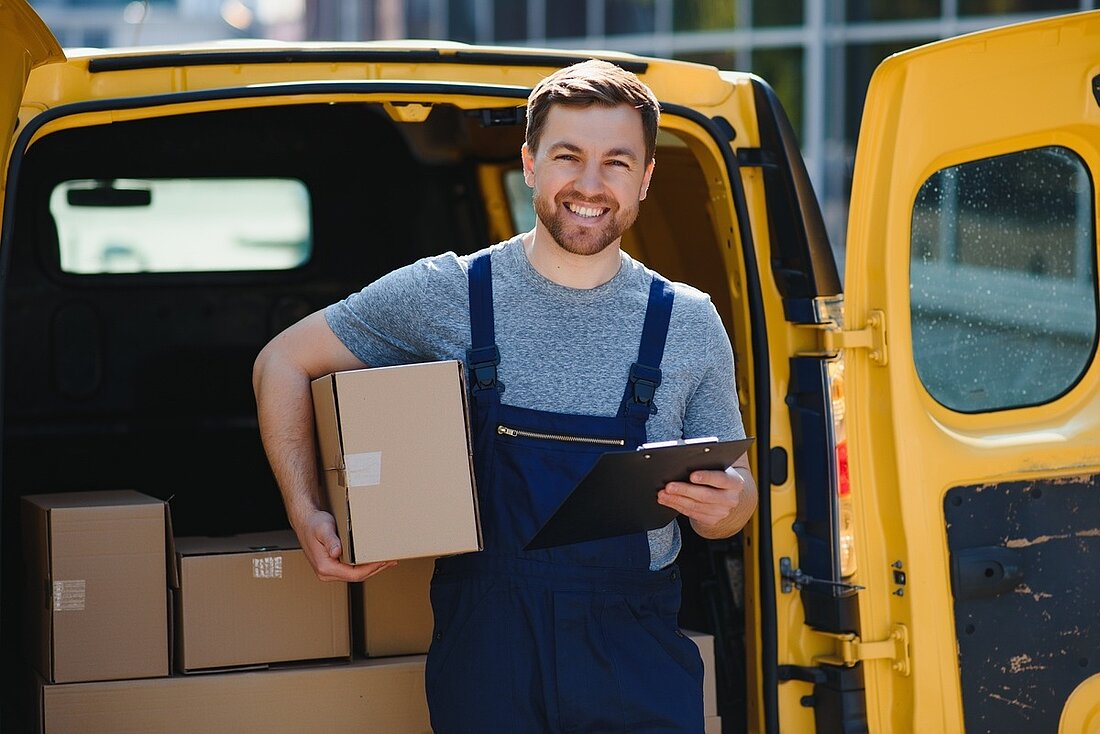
[503,170,536,234]
[51,178,312,274]
[910,146,1097,412]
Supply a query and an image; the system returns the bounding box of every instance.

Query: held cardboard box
[21,490,170,684]
[311,360,482,564]
[37,656,431,733]
[705,715,723,733]
[355,555,436,657]
[174,529,350,672]
[684,629,718,718]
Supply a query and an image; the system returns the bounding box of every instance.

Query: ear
[521,144,536,188]
[639,158,655,201]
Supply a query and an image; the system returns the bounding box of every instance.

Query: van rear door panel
[845,11,1100,732]
[945,475,1099,731]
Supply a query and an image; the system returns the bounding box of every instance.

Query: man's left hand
[656,463,758,539]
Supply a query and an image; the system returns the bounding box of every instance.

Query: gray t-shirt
[325,235,745,569]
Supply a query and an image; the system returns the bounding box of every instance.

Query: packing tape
[252,556,283,579]
[344,451,382,487]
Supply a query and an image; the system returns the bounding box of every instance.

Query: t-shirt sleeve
[323,252,469,367]
[682,301,747,442]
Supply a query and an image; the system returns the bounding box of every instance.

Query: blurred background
[27,0,1099,268]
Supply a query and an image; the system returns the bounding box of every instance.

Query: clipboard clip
[637,436,720,452]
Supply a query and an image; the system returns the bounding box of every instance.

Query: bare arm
[252,310,395,582]
[656,455,758,539]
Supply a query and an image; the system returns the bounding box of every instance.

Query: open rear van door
[0,0,63,207]
[843,10,1100,733]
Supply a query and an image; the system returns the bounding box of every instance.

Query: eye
[607,159,630,168]
[555,153,578,162]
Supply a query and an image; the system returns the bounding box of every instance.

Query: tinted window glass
[910,146,1097,412]
[673,0,735,31]
[52,178,312,274]
[606,0,655,34]
[503,170,536,234]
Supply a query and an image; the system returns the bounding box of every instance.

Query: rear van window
[50,177,312,274]
[910,146,1097,412]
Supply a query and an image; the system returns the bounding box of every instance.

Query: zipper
[497,424,625,447]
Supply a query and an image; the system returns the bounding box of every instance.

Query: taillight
[827,357,858,578]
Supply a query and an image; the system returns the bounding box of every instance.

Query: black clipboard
[523,436,754,551]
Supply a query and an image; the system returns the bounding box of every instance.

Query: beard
[532,188,640,256]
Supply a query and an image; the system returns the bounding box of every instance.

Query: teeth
[569,204,604,218]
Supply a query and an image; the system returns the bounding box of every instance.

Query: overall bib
[425,252,705,733]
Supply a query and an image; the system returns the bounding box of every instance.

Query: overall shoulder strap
[466,251,502,395]
[620,274,675,421]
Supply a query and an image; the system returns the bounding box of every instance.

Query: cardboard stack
[24,364,723,732]
[27,361,484,733]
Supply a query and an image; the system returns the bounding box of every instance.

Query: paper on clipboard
[523,436,754,551]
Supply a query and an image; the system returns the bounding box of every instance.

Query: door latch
[780,557,865,594]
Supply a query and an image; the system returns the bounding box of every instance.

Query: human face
[522,104,654,257]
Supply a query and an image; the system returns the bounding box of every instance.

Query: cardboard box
[356,556,436,657]
[311,360,482,564]
[705,715,722,733]
[684,629,718,717]
[21,490,170,684]
[174,529,350,672]
[37,656,431,733]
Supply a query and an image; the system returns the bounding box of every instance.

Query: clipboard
[523,436,754,551]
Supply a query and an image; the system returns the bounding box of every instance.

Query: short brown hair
[525,59,660,162]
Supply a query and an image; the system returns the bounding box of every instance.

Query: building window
[545,0,586,38]
[448,0,476,41]
[494,0,526,41]
[606,0,655,34]
[846,0,940,22]
[673,0,735,31]
[958,0,1078,14]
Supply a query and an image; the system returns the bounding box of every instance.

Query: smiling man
[253,59,756,733]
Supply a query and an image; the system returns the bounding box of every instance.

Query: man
[252,59,757,732]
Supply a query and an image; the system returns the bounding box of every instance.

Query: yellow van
[3,1,1098,732]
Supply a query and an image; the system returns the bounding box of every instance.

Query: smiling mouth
[564,202,610,219]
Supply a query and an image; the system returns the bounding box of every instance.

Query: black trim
[87,49,648,74]
[749,78,841,317]
[786,357,860,633]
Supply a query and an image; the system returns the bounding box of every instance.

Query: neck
[522,227,622,289]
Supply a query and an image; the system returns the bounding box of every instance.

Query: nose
[573,160,605,197]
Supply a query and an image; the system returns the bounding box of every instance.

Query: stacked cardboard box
[22,490,171,684]
[311,360,482,564]
[173,529,351,672]
[684,629,722,731]
[36,657,431,733]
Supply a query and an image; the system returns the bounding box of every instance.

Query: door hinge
[799,309,888,365]
[813,623,910,676]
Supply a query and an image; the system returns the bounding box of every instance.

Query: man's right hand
[298,509,397,582]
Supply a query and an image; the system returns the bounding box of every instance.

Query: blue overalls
[425,252,705,733]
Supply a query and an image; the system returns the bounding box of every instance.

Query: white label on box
[345,451,382,487]
[52,580,86,611]
[252,556,283,579]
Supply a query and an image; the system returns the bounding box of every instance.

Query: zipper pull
[497,426,518,437]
